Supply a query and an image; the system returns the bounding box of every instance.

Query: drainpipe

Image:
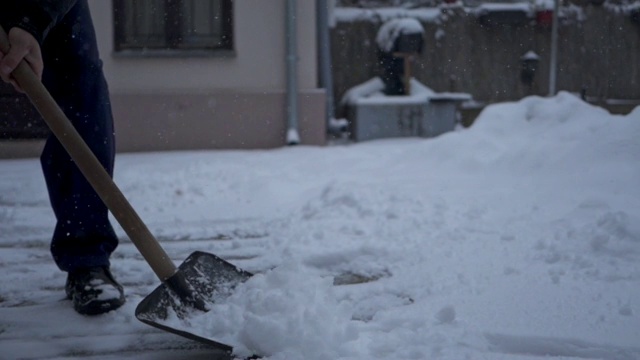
[286,0,300,145]
[317,0,337,134]
[548,0,559,96]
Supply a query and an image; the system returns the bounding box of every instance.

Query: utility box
[423,94,472,137]
[341,18,472,143]
[342,77,472,142]
[348,99,426,142]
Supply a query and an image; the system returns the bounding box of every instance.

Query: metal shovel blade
[135,251,253,353]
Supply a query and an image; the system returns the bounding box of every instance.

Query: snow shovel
[0,26,253,354]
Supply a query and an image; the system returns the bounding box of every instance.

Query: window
[113,0,233,55]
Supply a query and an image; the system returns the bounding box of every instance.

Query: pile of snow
[340,77,436,106]
[521,50,540,61]
[375,18,424,52]
[164,262,358,359]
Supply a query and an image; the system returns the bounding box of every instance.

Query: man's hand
[0,27,43,93]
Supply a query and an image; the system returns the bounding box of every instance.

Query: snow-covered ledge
[341,77,471,142]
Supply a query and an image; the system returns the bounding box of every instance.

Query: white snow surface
[1,92,640,359]
[335,7,442,24]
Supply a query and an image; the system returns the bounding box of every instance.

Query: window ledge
[112,49,236,59]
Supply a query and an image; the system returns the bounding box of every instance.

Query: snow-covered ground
[1,92,639,359]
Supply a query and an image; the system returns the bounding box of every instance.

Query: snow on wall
[605,0,640,14]
[474,2,533,13]
[533,0,555,11]
[334,7,443,23]
[333,2,598,23]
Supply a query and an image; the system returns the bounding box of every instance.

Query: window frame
[112,0,234,58]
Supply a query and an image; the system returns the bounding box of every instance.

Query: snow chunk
[166,262,358,359]
[521,50,540,61]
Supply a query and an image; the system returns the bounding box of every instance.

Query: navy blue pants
[40,0,118,272]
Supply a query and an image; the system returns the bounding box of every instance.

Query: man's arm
[1,0,78,44]
[0,1,77,91]
[0,27,42,92]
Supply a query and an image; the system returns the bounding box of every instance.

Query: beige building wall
[0,1,327,158]
[91,0,326,152]
[90,0,319,92]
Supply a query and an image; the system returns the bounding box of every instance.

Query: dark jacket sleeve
[0,0,78,44]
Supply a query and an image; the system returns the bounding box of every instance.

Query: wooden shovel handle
[0,25,177,281]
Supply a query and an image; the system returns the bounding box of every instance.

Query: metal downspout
[317,0,336,134]
[286,0,300,145]
[549,0,559,96]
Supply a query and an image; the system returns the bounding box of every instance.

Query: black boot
[65,267,125,315]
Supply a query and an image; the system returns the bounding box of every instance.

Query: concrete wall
[111,90,326,152]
